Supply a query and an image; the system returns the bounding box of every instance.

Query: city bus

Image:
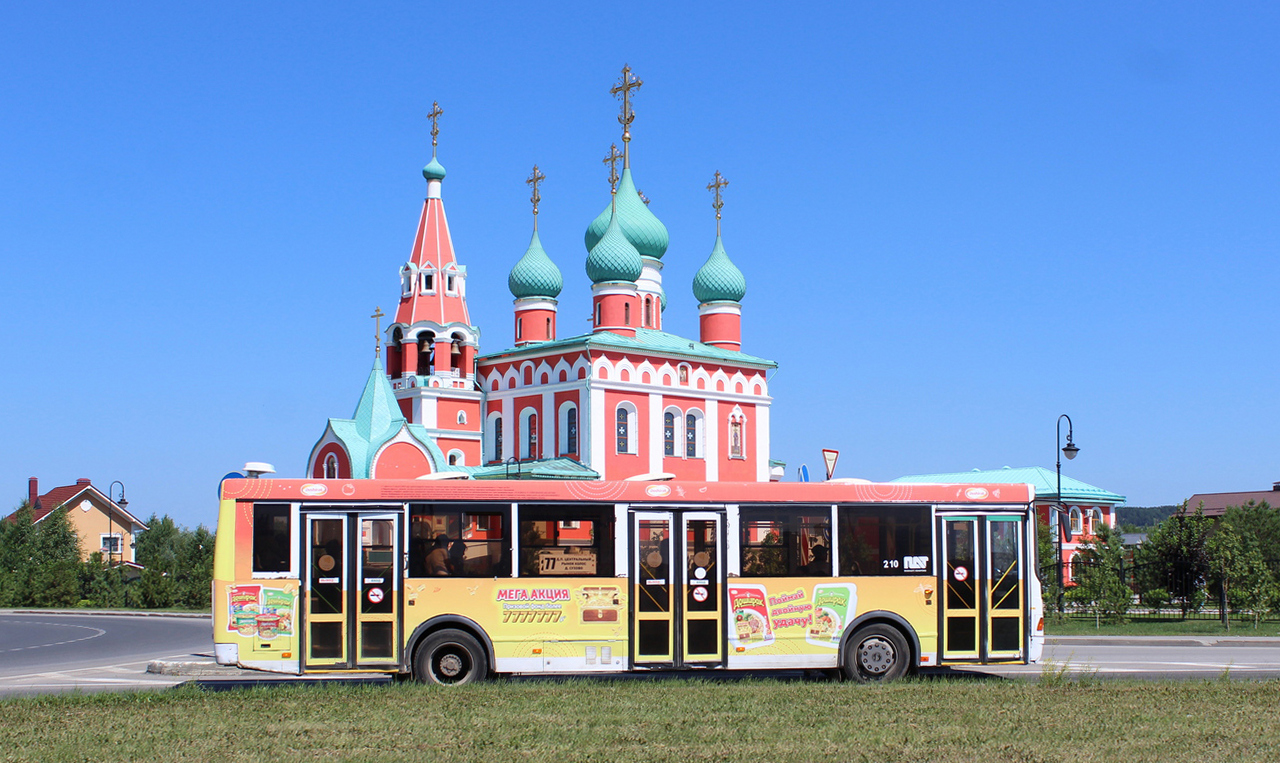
[212,476,1044,684]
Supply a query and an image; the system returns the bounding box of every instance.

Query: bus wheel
[414,629,489,686]
[845,624,909,683]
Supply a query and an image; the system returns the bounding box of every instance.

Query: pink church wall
[372,441,433,479]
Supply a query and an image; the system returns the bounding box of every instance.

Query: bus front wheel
[414,629,489,686]
[844,624,909,683]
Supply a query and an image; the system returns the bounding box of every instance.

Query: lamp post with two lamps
[1054,415,1079,614]
[107,481,128,565]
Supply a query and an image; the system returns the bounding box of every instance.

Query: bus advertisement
[212,477,1044,684]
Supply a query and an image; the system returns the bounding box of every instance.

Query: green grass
[1046,617,1280,637]
[3,679,1280,762]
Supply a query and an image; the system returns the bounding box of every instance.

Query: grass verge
[1046,617,1280,637]
[3,678,1279,762]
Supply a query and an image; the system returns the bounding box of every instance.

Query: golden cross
[610,65,642,161]
[707,171,728,235]
[637,189,650,206]
[427,101,443,150]
[602,143,622,194]
[526,164,545,228]
[371,306,385,358]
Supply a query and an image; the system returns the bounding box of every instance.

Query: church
[307,68,777,483]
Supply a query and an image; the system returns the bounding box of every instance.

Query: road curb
[147,660,242,677]
[1047,635,1280,647]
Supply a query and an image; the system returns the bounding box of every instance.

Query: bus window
[408,503,509,578]
[837,504,932,576]
[519,504,613,577]
[739,506,831,577]
[252,503,291,574]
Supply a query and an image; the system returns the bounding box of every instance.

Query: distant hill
[1115,505,1179,529]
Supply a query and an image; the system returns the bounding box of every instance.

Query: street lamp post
[1054,415,1079,613]
[107,481,128,565]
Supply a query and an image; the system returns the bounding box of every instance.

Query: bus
[213,477,1044,684]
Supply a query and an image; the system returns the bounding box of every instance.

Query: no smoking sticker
[691,586,709,602]
[953,566,969,582]
[368,587,384,604]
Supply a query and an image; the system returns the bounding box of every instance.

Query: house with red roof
[8,477,148,564]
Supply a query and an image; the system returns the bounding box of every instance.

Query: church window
[644,298,652,327]
[624,302,631,325]
[401,265,416,297]
[678,365,690,384]
[595,302,602,326]
[447,451,463,467]
[1070,507,1083,536]
[565,406,578,454]
[323,453,339,479]
[446,272,457,294]
[493,417,504,462]
[615,403,637,455]
[516,318,523,340]
[421,270,435,294]
[686,411,704,458]
[546,317,552,338]
[664,412,676,456]
[457,411,467,425]
[520,410,538,460]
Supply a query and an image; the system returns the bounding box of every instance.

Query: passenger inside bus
[426,535,451,576]
[802,545,831,576]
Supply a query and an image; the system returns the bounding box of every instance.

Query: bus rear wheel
[844,624,910,683]
[414,629,489,686]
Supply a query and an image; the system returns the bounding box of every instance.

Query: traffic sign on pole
[822,449,839,480]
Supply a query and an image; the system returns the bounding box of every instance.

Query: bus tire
[844,624,910,683]
[414,629,489,686]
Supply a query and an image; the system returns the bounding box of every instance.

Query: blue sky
[2,3,1277,529]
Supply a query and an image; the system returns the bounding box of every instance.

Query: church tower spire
[382,101,484,467]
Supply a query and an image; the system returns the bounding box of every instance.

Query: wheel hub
[858,637,895,675]
[438,653,464,678]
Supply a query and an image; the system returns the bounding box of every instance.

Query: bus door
[937,513,1027,663]
[630,510,725,669]
[303,512,401,671]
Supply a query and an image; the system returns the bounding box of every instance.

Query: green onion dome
[422,156,447,181]
[509,230,563,299]
[584,168,669,259]
[586,211,644,284]
[692,235,746,303]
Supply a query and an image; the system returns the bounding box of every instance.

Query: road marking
[0,620,106,653]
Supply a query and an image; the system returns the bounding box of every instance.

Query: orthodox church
[307,69,776,483]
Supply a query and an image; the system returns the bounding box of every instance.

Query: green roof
[479,328,776,369]
[692,234,746,304]
[891,466,1125,504]
[584,168,669,260]
[422,155,446,181]
[585,210,644,284]
[463,458,599,480]
[509,229,563,299]
[321,359,445,478]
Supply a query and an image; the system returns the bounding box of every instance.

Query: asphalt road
[3,612,1279,696]
[0,611,212,697]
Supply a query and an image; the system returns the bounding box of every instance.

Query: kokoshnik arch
[307,68,776,484]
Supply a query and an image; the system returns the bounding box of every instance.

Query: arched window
[663,411,676,456]
[487,413,503,463]
[447,450,464,467]
[1069,507,1083,536]
[616,403,637,454]
[516,318,523,340]
[685,410,704,458]
[1069,552,1082,582]
[644,298,652,327]
[324,453,339,479]
[545,317,552,338]
[559,403,578,455]
[595,302,602,325]
[457,410,467,425]
[624,302,631,325]
[678,365,690,385]
[520,409,538,460]
[1088,508,1103,535]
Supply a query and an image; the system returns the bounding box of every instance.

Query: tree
[1136,502,1214,615]
[1065,524,1132,625]
[1212,501,1280,628]
[0,501,82,608]
[1035,518,1063,617]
